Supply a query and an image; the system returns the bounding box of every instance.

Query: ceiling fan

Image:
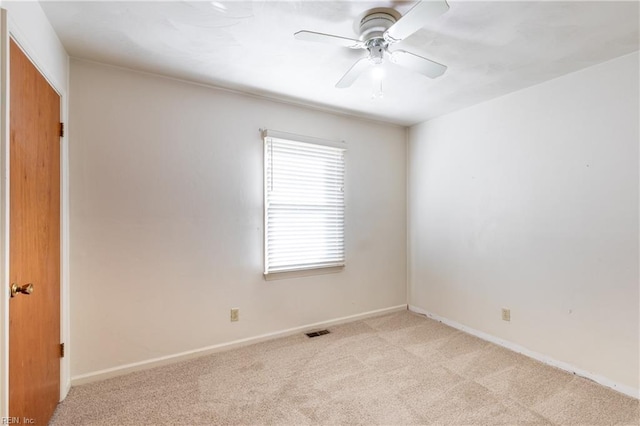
[294,0,449,88]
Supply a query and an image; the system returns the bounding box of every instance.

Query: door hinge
[59,122,64,138]
[60,343,65,358]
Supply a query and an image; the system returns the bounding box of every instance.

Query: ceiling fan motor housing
[358,10,398,42]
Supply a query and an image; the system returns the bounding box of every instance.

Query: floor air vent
[305,329,330,338]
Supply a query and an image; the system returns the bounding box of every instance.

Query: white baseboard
[71,304,408,386]
[408,305,638,399]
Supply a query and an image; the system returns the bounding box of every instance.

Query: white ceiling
[40,1,639,126]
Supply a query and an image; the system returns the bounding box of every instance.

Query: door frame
[0,8,71,418]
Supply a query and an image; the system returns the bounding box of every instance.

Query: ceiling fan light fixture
[367,39,385,65]
[371,66,384,81]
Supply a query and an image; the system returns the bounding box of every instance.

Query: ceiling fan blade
[390,50,447,78]
[336,57,372,88]
[294,30,365,49]
[384,0,450,43]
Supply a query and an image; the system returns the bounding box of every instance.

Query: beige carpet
[50,310,639,425]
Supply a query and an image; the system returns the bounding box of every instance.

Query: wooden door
[8,39,61,424]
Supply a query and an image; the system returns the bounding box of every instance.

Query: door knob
[10,283,33,298]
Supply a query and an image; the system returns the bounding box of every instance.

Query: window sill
[264,265,345,281]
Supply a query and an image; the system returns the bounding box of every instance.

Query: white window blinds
[264,131,346,274]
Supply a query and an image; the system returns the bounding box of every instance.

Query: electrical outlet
[230,308,239,322]
[501,308,511,322]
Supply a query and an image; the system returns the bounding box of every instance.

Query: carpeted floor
[50,310,639,425]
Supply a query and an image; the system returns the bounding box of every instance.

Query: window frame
[262,129,346,277]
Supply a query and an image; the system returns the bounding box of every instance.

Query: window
[263,130,346,275]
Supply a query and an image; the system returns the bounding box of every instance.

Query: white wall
[69,59,407,379]
[409,51,639,395]
[0,0,70,415]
